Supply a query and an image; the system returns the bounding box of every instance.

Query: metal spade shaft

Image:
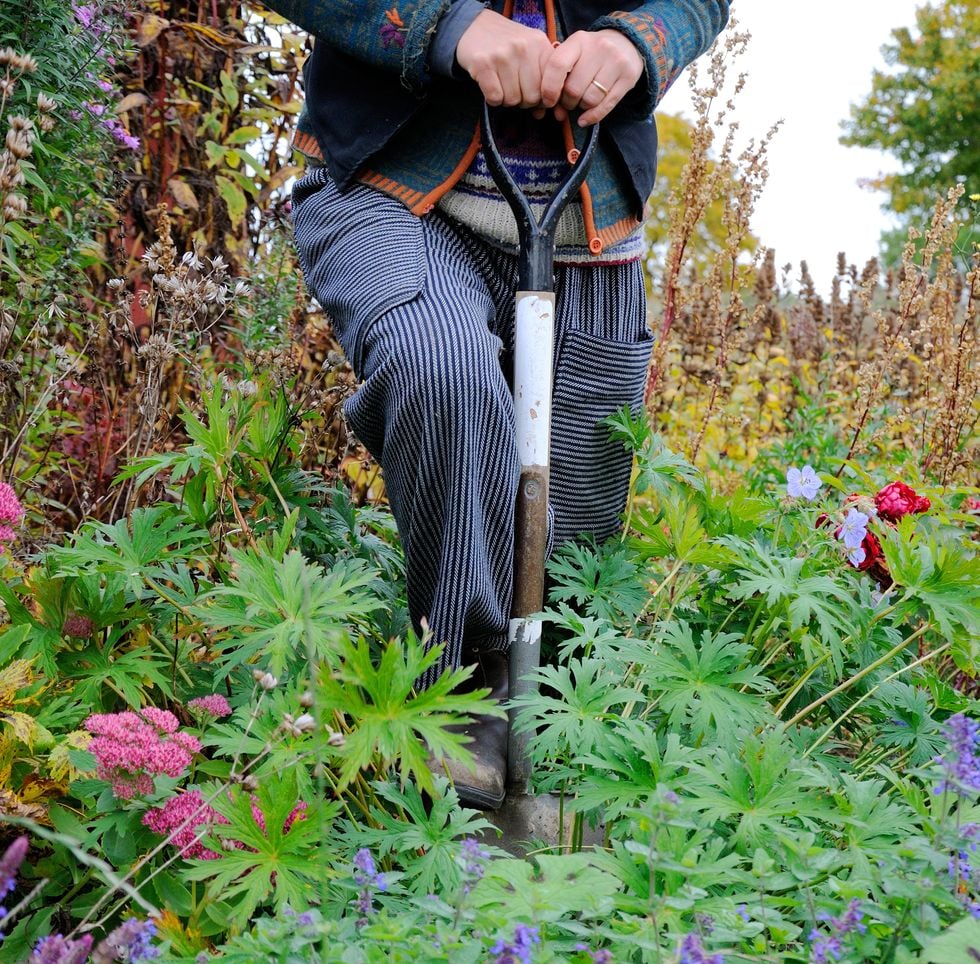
[479,103,600,794]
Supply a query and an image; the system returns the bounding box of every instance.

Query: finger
[477,70,505,107]
[498,63,522,107]
[540,37,580,108]
[577,78,630,127]
[518,54,543,108]
[559,61,595,112]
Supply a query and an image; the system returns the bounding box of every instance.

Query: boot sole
[455,783,506,811]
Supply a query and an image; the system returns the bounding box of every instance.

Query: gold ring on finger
[590,79,610,95]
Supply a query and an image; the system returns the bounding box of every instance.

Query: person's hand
[540,29,644,126]
[455,10,555,109]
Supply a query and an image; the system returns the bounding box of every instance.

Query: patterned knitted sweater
[435,0,644,264]
[264,1,731,256]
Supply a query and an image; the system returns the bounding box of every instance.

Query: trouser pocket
[549,327,653,545]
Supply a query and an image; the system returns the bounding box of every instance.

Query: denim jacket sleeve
[589,1,730,119]
[258,0,454,87]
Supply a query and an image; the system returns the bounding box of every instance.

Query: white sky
[666,0,922,290]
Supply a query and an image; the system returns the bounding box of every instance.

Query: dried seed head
[0,48,37,73]
[326,729,345,747]
[258,672,278,691]
[241,774,259,791]
[3,194,27,219]
[5,129,33,160]
[36,92,56,113]
[293,714,315,734]
[299,690,314,708]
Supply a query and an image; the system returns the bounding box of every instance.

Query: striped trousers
[291,167,652,687]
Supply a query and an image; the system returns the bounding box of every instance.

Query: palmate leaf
[629,496,731,567]
[195,547,385,680]
[316,634,502,795]
[637,622,774,739]
[49,505,209,596]
[510,658,635,765]
[723,539,856,674]
[871,681,947,766]
[61,643,171,710]
[347,777,497,896]
[603,409,704,502]
[881,521,980,660]
[570,727,699,823]
[832,774,920,883]
[470,852,620,922]
[687,729,837,852]
[546,603,626,661]
[547,540,649,624]
[183,770,335,929]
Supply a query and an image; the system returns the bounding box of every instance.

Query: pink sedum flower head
[85,708,201,799]
[0,482,24,552]
[187,694,232,720]
[144,790,308,860]
[142,789,226,860]
[786,465,822,502]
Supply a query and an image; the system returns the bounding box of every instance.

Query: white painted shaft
[513,291,555,470]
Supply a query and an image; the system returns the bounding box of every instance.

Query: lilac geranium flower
[836,508,869,551]
[786,465,823,501]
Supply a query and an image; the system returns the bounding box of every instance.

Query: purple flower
[0,837,27,939]
[71,3,97,28]
[29,934,93,964]
[458,837,490,893]
[679,932,724,963]
[808,899,866,962]
[787,465,823,501]
[352,848,386,890]
[352,848,386,924]
[837,508,870,551]
[94,917,159,962]
[491,924,541,964]
[694,912,715,935]
[736,903,750,922]
[0,837,27,901]
[846,546,866,567]
[934,714,980,797]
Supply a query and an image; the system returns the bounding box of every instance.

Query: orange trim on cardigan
[403,122,483,215]
[545,0,602,256]
[292,128,324,160]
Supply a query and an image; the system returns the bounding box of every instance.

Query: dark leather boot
[437,648,509,810]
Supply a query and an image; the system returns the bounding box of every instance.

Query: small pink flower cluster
[143,790,307,860]
[71,2,109,35]
[85,707,201,799]
[187,694,232,720]
[0,482,25,553]
[142,789,227,859]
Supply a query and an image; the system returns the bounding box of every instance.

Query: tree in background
[841,0,979,263]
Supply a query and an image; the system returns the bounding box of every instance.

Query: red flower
[874,481,930,522]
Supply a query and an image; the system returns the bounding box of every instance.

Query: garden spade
[478,102,601,852]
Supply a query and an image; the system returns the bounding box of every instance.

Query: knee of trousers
[344,321,510,462]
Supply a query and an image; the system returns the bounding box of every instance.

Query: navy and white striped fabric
[292,167,652,688]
